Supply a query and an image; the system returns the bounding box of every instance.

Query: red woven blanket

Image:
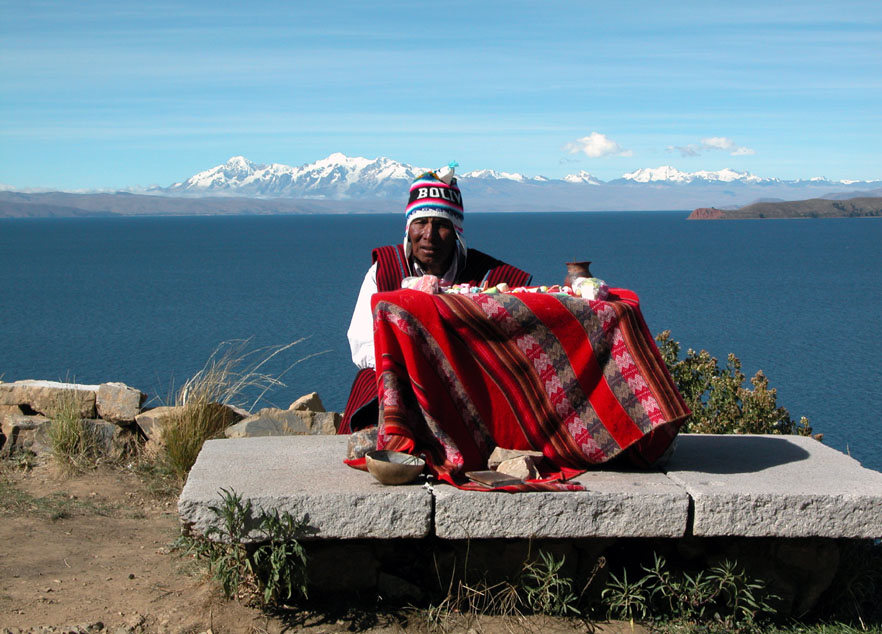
[355,288,689,491]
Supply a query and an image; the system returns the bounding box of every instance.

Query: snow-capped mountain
[463,169,538,183]
[165,154,878,200]
[619,165,771,184]
[142,153,882,212]
[166,153,424,199]
[563,171,603,185]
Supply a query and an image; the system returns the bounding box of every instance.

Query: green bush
[655,331,813,436]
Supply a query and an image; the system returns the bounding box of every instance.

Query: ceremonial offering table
[368,287,691,490]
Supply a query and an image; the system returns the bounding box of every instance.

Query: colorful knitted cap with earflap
[403,161,466,258]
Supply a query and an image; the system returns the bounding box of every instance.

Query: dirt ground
[0,458,646,634]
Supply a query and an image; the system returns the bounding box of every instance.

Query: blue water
[1,212,880,472]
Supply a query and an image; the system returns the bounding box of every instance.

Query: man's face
[408,216,456,276]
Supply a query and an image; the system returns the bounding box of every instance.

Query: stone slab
[433,468,690,539]
[0,380,99,418]
[178,435,432,542]
[664,434,882,538]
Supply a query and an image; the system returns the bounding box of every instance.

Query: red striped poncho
[347,287,689,492]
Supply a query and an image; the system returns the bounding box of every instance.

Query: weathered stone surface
[224,408,339,438]
[134,403,243,445]
[0,404,23,417]
[96,382,146,423]
[664,434,882,538]
[0,380,98,418]
[377,571,424,601]
[496,455,538,480]
[229,404,251,419]
[289,392,325,412]
[487,447,543,469]
[0,414,51,456]
[80,419,138,459]
[134,406,182,445]
[178,436,432,541]
[178,433,882,546]
[346,427,378,460]
[304,542,380,592]
[433,468,690,539]
[83,419,117,454]
[725,538,840,616]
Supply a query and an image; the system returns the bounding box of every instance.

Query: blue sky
[1,0,880,190]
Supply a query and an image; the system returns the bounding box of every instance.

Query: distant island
[689,197,882,220]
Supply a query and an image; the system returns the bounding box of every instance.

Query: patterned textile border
[367,288,689,491]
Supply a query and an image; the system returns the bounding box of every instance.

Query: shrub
[47,386,102,472]
[173,488,309,606]
[161,338,310,482]
[655,331,813,436]
[603,553,779,631]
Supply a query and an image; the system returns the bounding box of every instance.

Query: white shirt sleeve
[347,262,379,369]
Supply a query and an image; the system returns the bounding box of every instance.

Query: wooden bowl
[365,450,425,485]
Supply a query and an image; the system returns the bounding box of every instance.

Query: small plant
[174,488,309,606]
[47,386,102,472]
[520,551,580,616]
[656,331,813,437]
[602,568,649,624]
[161,338,311,482]
[425,548,597,631]
[603,553,778,631]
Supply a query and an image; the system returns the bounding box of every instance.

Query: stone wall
[0,379,341,459]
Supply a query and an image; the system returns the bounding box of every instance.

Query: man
[339,164,532,434]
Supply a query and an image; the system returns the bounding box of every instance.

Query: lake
[1,211,879,472]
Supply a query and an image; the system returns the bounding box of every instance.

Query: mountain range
[164,154,878,198]
[2,154,880,217]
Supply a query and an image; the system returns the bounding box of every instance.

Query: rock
[83,419,117,454]
[229,404,251,419]
[81,420,138,460]
[0,414,52,456]
[289,392,325,412]
[0,380,98,418]
[224,408,340,438]
[487,446,544,469]
[135,406,182,445]
[496,455,538,480]
[346,426,378,460]
[96,382,147,423]
[377,571,424,601]
[0,404,23,417]
[687,207,726,220]
[134,403,244,445]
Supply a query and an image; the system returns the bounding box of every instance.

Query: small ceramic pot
[365,450,426,485]
[564,261,592,286]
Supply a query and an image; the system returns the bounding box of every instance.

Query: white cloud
[667,144,701,157]
[565,132,632,158]
[731,146,756,156]
[702,137,736,150]
[667,136,755,157]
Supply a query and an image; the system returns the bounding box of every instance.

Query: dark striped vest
[372,244,531,292]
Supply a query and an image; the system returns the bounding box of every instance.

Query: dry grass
[46,386,102,473]
[160,338,316,483]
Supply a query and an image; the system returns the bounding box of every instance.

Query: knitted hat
[404,163,466,257]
